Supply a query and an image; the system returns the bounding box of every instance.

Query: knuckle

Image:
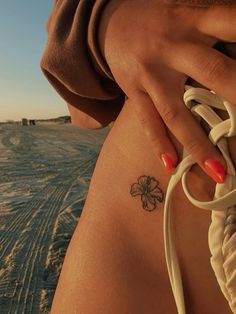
[161,105,179,124]
[185,139,202,156]
[138,114,149,128]
[139,60,154,81]
[203,57,228,83]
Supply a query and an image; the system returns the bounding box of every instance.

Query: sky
[0,1,68,122]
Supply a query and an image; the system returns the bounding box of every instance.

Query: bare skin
[51,97,234,314]
[98,0,236,182]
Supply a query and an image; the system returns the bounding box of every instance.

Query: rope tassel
[164,86,236,314]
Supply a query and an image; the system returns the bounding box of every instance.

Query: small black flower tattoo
[130,175,164,211]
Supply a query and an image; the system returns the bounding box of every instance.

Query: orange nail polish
[204,159,226,184]
[161,154,174,174]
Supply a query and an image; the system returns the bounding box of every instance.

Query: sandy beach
[0,123,108,313]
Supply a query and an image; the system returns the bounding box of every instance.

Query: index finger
[167,41,236,105]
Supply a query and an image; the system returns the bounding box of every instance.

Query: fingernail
[204,159,226,184]
[161,153,174,174]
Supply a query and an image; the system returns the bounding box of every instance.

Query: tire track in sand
[0,158,96,314]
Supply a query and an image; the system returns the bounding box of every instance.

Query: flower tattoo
[130,175,164,211]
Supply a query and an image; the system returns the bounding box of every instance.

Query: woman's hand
[98,0,236,183]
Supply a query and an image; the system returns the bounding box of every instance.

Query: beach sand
[0,123,108,313]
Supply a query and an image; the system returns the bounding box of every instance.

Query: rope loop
[164,86,236,314]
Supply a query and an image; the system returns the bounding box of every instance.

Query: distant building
[35,116,71,124]
[58,116,71,123]
[29,120,36,125]
[6,120,15,124]
[22,118,28,126]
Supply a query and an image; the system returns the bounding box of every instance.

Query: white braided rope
[164,86,236,314]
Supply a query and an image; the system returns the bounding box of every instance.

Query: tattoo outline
[130,175,164,211]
